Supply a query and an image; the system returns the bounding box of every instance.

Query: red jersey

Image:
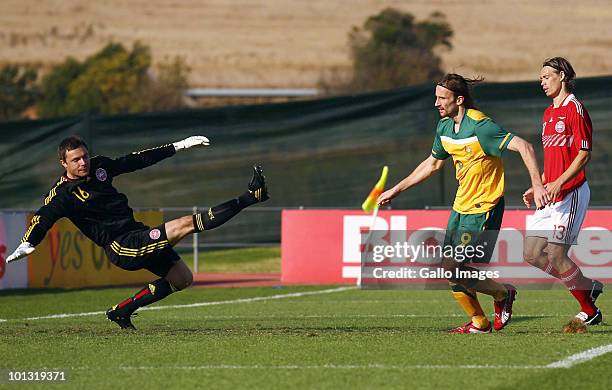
[541,94,592,201]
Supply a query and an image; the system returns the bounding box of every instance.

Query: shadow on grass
[0,283,146,297]
[7,322,612,337]
[510,316,546,324]
[0,288,67,297]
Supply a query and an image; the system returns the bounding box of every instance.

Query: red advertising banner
[281,209,612,284]
[0,213,28,290]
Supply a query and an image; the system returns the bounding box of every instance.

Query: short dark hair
[542,57,576,92]
[58,135,88,161]
[437,73,484,109]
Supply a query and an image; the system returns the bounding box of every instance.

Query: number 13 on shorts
[553,224,566,241]
[526,182,590,246]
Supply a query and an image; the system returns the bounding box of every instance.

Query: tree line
[1,8,453,121]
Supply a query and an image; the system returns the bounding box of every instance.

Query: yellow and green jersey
[431,109,514,214]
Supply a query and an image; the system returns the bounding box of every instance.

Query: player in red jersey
[522,57,603,330]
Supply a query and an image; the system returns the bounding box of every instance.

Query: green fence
[2,77,611,243]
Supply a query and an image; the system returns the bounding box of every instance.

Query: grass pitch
[179,246,281,273]
[1,285,610,389]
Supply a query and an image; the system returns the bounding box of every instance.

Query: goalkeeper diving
[6,135,269,329]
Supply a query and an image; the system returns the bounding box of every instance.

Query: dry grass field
[1,0,611,88]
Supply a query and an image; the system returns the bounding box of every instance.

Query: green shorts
[443,197,504,263]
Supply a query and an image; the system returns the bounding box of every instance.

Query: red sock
[542,260,561,279]
[114,278,175,315]
[559,264,596,316]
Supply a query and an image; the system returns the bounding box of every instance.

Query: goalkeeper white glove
[6,242,35,263]
[173,136,210,151]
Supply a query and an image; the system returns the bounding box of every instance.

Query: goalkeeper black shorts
[104,224,181,277]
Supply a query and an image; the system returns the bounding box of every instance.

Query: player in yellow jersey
[378,74,549,333]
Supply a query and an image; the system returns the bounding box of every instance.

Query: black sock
[193,191,257,232]
[114,278,176,315]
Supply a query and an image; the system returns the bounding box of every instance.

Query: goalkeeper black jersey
[21,144,176,247]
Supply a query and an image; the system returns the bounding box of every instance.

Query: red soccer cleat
[448,321,492,334]
[493,284,517,331]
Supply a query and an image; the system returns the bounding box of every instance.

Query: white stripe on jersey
[561,94,584,117]
[440,135,478,145]
[570,98,583,117]
[582,139,590,149]
[542,134,574,148]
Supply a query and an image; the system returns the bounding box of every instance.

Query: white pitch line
[7,286,355,322]
[110,343,612,371]
[22,311,106,320]
[140,286,355,312]
[545,344,612,368]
